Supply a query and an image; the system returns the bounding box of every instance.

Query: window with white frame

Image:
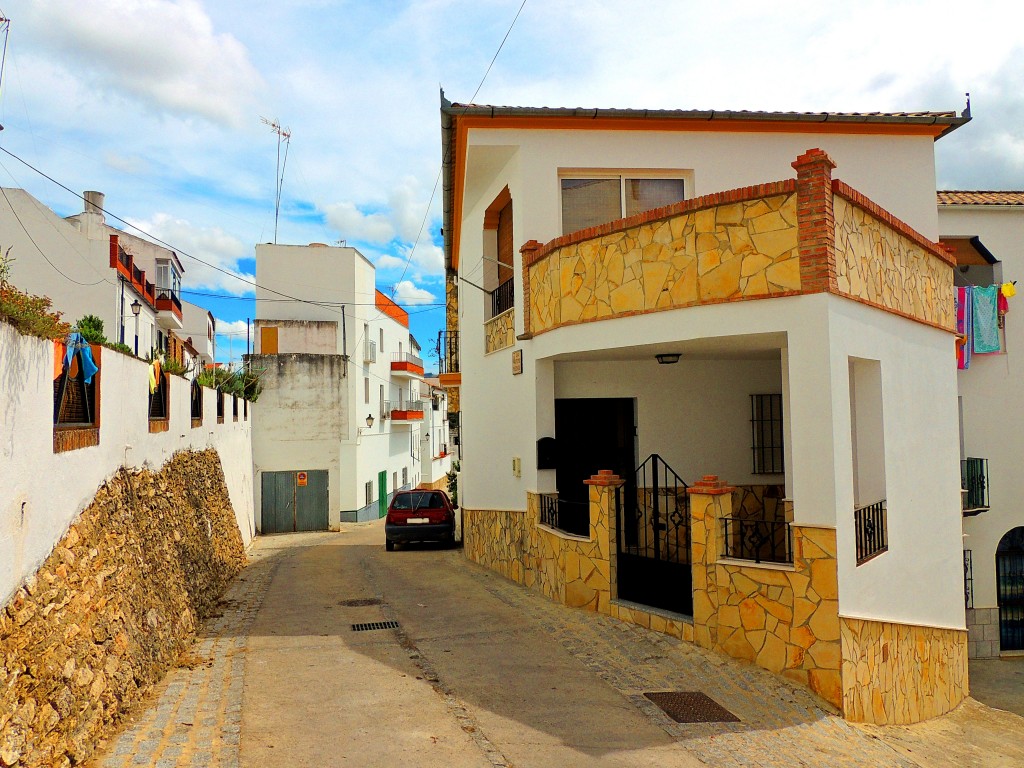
[560,175,687,235]
[365,480,373,506]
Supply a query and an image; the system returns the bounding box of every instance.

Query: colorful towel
[63,332,99,384]
[956,286,972,369]
[973,285,1000,354]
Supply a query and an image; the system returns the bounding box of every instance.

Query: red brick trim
[832,180,956,267]
[793,148,837,294]
[687,475,735,496]
[525,180,797,268]
[584,469,625,487]
[519,240,543,336]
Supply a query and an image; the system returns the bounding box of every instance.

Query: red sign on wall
[297,471,308,487]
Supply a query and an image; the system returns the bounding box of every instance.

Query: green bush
[76,314,107,344]
[196,365,263,402]
[446,460,460,507]
[0,284,72,341]
[104,341,134,356]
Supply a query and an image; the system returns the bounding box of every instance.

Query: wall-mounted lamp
[365,413,375,428]
[655,353,681,365]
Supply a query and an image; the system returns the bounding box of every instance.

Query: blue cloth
[972,285,1000,354]
[64,332,99,384]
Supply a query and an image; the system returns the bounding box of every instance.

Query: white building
[249,242,436,532]
[181,300,217,369]
[937,191,1024,658]
[420,377,453,490]
[441,94,971,724]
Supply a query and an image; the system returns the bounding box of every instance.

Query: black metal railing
[961,457,990,512]
[624,454,690,563]
[722,517,793,564]
[191,379,203,420]
[491,277,514,318]
[964,549,974,609]
[539,493,590,537]
[854,499,887,564]
[438,330,460,374]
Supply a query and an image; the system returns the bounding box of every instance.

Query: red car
[385,489,457,550]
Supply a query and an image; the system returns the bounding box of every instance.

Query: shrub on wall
[0,250,72,340]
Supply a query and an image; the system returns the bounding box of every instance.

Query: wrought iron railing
[964,549,974,609]
[491,277,514,318]
[961,457,990,512]
[392,352,424,368]
[438,330,460,375]
[149,373,168,420]
[539,493,590,537]
[854,499,887,564]
[624,454,690,563]
[722,517,793,564]
[190,379,203,420]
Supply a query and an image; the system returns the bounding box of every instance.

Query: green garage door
[261,470,329,533]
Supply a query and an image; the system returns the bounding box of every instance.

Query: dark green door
[378,471,388,518]
[261,470,329,533]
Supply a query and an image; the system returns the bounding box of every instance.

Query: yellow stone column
[688,475,735,650]
[560,470,621,612]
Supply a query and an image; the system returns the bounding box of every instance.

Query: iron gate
[616,454,692,615]
[261,470,329,533]
[997,527,1024,651]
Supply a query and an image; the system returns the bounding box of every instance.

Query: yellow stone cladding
[690,490,842,708]
[527,194,800,334]
[840,616,968,724]
[484,309,515,354]
[833,196,955,330]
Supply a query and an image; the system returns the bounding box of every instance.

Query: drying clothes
[956,286,972,369]
[973,285,1000,354]
[1002,282,1017,299]
[63,332,99,384]
[149,359,162,394]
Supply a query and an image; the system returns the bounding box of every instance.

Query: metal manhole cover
[643,692,740,723]
[351,621,400,632]
[338,598,383,607]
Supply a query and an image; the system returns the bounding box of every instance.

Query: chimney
[83,191,105,219]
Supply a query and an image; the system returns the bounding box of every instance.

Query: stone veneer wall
[484,308,515,354]
[840,617,968,724]
[689,478,843,708]
[833,190,955,330]
[526,187,800,335]
[0,450,247,767]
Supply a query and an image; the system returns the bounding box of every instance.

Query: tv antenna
[260,116,291,244]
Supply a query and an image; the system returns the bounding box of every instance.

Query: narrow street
[93,524,1024,768]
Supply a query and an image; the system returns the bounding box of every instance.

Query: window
[379,328,384,350]
[393,471,398,491]
[402,467,408,486]
[560,176,686,235]
[365,480,373,506]
[364,377,370,404]
[379,384,385,417]
[750,394,784,474]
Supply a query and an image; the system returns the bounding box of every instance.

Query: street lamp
[365,414,375,428]
[130,299,142,356]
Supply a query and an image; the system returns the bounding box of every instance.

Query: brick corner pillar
[792,148,838,294]
[519,240,544,338]
[687,475,736,650]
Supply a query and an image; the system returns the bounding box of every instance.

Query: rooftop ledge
[520,149,955,338]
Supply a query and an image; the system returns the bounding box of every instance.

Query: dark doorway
[997,527,1024,651]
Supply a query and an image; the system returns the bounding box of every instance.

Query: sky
[0,0,1021,367]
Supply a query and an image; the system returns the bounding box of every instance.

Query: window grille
[191,379,203,422]
[54,353,98,426]
[750,394,784,474]
[365,481,373,506]
[854,500,888,564]
[964,549,974,609]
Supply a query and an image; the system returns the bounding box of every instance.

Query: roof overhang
[940,236,999,267]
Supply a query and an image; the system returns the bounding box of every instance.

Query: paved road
[92,522,1024,767]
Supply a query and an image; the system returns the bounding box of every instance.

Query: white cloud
[392,280,435,306]
[323,202,396,243]
[375,255,407,270]
[125,214,254,295]
[214,318,250,337]
[23,0,262,127]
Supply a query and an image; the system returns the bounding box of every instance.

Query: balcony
[491,276,514,318]
[437,330,460,388]
[364,340,377,363]
[390,353,424,378]
[385,400,424,423]
[961,457,990,516]
[155,287,184,329]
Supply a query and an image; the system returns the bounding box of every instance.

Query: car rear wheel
[385,539,395,552]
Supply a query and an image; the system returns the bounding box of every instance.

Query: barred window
[751,394,784,474]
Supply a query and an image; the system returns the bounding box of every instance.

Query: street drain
[643,692,740,723]
[351,621,400,632]
[338,598,383,607]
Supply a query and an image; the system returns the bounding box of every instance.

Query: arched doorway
[996,527,1024,651]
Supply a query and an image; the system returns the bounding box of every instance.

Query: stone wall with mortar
[840,616,968,724]
[689,478,843,708]
[966,607,1000,659]
[483,308,515,354]
[0,450,246,767]
[526,187,800,335]
[833,191,954,330]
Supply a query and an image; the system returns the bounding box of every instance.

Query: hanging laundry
[149,359,162,394]
[973,285,1000,354]
[956,286,972,369]
[63,332,99,384]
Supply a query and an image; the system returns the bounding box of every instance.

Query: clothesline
[956,283,1015,369]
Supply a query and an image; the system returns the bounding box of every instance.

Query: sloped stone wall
[0,449,246,767]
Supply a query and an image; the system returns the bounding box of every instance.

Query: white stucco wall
[0,322,254,606]
[941,205,1024,610]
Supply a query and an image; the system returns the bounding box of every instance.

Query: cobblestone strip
[92,552,277,768]
[473,568,915,768]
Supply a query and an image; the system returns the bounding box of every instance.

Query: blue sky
[0,0,1020,367]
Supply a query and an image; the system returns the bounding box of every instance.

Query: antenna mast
[260,116,291,244]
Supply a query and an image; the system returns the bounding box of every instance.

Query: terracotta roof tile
[937,191,1024,206]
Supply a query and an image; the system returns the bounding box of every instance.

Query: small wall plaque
[297,471,308,487]
[512,349,523,375]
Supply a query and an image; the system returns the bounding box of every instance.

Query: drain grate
[351,620,400,632]
[643,691,740,723]
[338,598,383,607]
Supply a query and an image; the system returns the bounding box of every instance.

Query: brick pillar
[687,475,735,650]
[519,240,543,338]
[792,149,838,293]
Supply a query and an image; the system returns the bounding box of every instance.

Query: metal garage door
[261,470,329,533]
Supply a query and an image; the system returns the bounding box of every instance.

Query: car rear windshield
[391,491,444,510]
